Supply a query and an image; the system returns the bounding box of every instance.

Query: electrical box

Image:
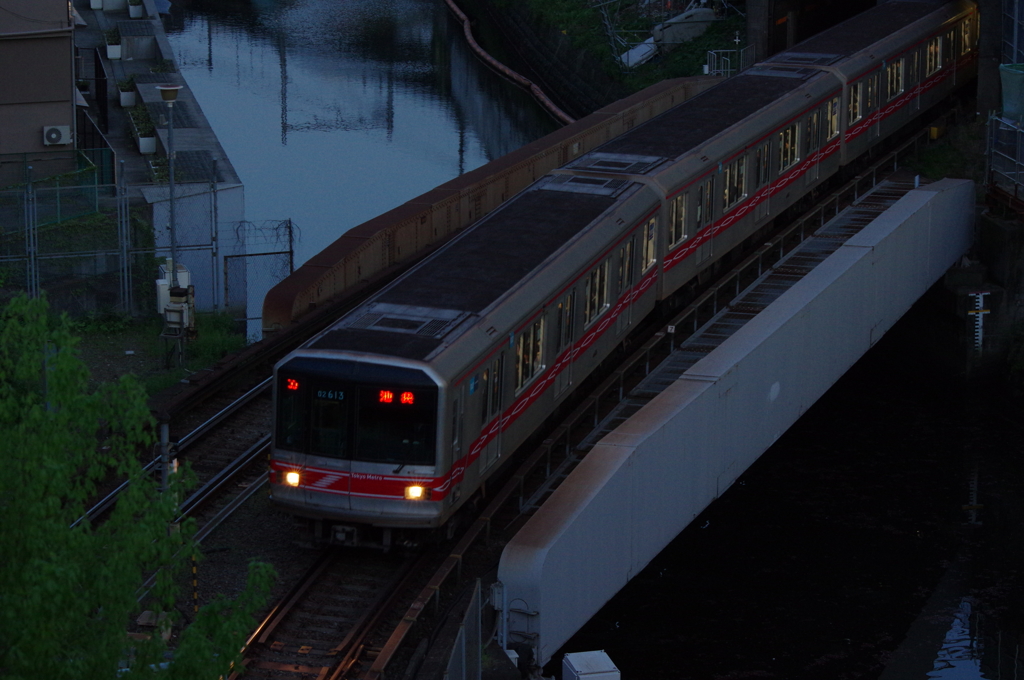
[156,259,191,315]
[563,651,620,680]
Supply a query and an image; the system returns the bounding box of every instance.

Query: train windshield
[275,359,438,466]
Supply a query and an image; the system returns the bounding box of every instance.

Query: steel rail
[175,436,270,521]
[175,377,271,451]
[72,380,271,529]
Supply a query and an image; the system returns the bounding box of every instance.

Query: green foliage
[0,294,273,680]
[150,59,177,74]
[626,14,747,89]
[117,75,136,92]
[129,105,156,138]
[905,120,986,184]
[189,312,247,367]
[104,27,121,45]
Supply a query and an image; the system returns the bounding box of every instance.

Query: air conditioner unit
[42,125,72,146]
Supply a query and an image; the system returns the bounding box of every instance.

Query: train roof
[597,73,808,159]
[308,180,631,358]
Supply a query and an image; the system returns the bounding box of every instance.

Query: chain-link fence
[0,171,293,335]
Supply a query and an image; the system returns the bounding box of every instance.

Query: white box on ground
[563,651,620,680]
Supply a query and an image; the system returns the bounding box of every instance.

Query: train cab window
[825,97,840,141]
[356,387,436,465]
[310,386,348,458]
[848,82,863,125]
[618,238,635,293]
[695,177,714,228]
[583,260,609,326]
[961,19,972,55]
[722,156,746,211]
[515,317,545,392]
[669,194,688,245]
[886,59,904,100]
[754,142,771,187]
[276,377,308,452]
[641,217,657,271]
[926,36,942,75]
[778,123,799,172]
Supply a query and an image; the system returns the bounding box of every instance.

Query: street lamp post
[156,84,183,288]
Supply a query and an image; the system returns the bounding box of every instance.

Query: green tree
[0,294,274,679]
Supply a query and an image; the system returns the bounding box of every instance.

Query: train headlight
[285,471,301,487]
[404,485,428,500]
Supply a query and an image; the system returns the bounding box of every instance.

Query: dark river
[163,0,557,268]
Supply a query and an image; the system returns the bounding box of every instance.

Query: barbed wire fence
[0,168,294,343]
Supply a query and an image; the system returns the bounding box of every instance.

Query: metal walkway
[578,177,929,450]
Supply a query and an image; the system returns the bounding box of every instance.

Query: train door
[480,354,504,472]
[806,109,821,186]
[754,141,771,221]
[554,291,576,396]
[616,236,636,335]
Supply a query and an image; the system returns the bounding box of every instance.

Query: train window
[909,51,919,85]
[754,142,771,187]
[848,82,863,125]
[961,19,972,55]
[926,36,942,75]
[584,261,609,326]
[556,291,575,351]
[515,317,545,392]
[356,387,436,465]
[669,194,687,246]
[618,238,635,293]
[865,74,878,111]
[490,356,503,416]
[642,218,657,271]
[943,29,954,64]
[479,369,489,425]
[722,156,746,211]
[825,97,840,141]
[310,386,349,458]
[807,111,821,155]
[886,59,904,100]
[276,377,307,452]
[695,177,714,228]
[778,123,799,172]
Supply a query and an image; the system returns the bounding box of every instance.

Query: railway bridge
[492,174,976,671]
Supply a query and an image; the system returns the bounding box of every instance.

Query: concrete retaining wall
[497,178,976,667]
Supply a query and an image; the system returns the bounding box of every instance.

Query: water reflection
[929,600,986,679]
[164,0,556,266]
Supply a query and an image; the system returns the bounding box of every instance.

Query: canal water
[163,0,557,268]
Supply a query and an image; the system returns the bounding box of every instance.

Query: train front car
[270,352,447,547]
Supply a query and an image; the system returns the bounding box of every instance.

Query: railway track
[229,550,427,680]
[75,378,272,541]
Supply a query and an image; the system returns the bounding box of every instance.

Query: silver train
[269,0,978,547]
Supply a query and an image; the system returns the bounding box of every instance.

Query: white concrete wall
[497,179,975,667]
